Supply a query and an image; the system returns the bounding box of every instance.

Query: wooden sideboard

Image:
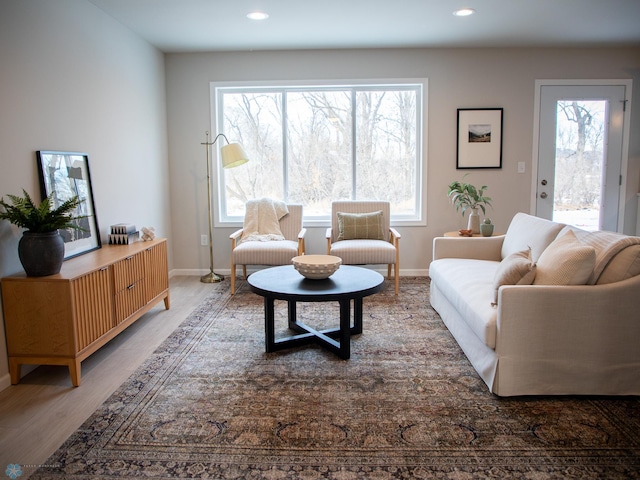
[1,238,170,386]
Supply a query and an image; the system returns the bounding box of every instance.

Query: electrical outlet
[200,235,208,246]
[517,162,526,173]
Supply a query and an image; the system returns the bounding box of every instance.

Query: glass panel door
[536,85,625,232]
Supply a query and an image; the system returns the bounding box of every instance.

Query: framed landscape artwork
[36,150,101,259]
[457,108,503,169]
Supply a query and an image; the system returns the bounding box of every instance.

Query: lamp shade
[221,143,250,169]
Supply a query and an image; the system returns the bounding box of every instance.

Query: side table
[444,231,502,238]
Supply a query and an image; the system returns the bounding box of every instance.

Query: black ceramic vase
[18,231,65,277]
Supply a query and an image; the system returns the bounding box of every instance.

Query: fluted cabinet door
[71,266,114,351]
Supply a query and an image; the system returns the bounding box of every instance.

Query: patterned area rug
[33,277,640,479]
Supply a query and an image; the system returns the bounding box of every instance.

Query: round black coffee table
[248,265,384,359]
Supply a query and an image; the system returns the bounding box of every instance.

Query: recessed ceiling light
[453,8,475,17]
[247,11,269,20]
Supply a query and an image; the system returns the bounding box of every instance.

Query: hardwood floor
[0,276,215,478]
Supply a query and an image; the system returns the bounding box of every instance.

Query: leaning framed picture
[457,108,503,169]
[36,150,101,259]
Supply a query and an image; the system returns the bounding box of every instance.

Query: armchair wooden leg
[230,261,236,295]
[387,264,399,294]
[394,263,399,295]
[395,247,400,295]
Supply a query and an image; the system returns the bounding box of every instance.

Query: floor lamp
[201,131,250,283]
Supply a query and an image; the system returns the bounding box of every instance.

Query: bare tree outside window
[222,92,284,215]
[553,100,606,230]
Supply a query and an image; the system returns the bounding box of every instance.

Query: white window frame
[210,79,428,227]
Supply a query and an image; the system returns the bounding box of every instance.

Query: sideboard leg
[68,359,81,387]
[9,358,21,385]
[163,293,171,310]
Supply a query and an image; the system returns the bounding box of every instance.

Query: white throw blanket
[571,229,640,284]
[241,198,289,242]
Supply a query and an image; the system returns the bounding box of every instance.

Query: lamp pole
[200,131,249,283]
[201,131,224,283]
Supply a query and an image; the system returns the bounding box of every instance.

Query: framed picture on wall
[36,150,101,259]
[457,108,503,169]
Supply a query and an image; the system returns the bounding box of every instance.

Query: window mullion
[282,90,289,202]
[351,88,357,200]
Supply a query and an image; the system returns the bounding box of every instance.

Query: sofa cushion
[492,248,536,305]
[533,230,596,285]
[233,239,300,265]
[429,258,499,349]
[330,238,396,264]
[336,211,384,241]
[501,212,565,263]
[596,244,640,284]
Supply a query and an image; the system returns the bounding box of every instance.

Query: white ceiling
[88,0,640,53]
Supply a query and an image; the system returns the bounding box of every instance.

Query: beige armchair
[326,201,401,294]
[230,203,306,294]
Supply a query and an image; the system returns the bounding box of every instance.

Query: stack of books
[108,223,139,245]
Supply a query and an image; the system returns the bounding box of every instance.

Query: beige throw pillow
[492,248,536,305]
[337,211,385,241]
[533,229,596,285]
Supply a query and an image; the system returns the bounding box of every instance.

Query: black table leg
[264,298,276,352]
[353,298,363,335]
[339,299,351,359]
[287,300,299,330]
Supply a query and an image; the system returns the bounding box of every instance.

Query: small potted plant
[0,189,86,276]
[447,175,492,234]
[480,217,494,237]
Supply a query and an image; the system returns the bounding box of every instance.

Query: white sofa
[429,212,640,396]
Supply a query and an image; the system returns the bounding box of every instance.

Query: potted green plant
[447,175,492,234]
[0,189,86,276]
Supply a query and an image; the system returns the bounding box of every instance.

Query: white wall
[165,48,640,276]
[0,0,170,389]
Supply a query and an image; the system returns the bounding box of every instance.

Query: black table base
[264,298,364,359]
[248,265,384,360]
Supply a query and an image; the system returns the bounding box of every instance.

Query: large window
[212,80,425,224]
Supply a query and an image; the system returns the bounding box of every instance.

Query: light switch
[517,162,526,173]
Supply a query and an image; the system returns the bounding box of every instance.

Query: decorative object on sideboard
[481,218,495,237]
[200,131,250,284]
[0,189,87,276]
[141,226,156,241]
[36,151,101,258]
[108,223,139,244]
[447,174,492,234]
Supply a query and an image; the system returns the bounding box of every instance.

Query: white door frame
[531,79,633,232]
